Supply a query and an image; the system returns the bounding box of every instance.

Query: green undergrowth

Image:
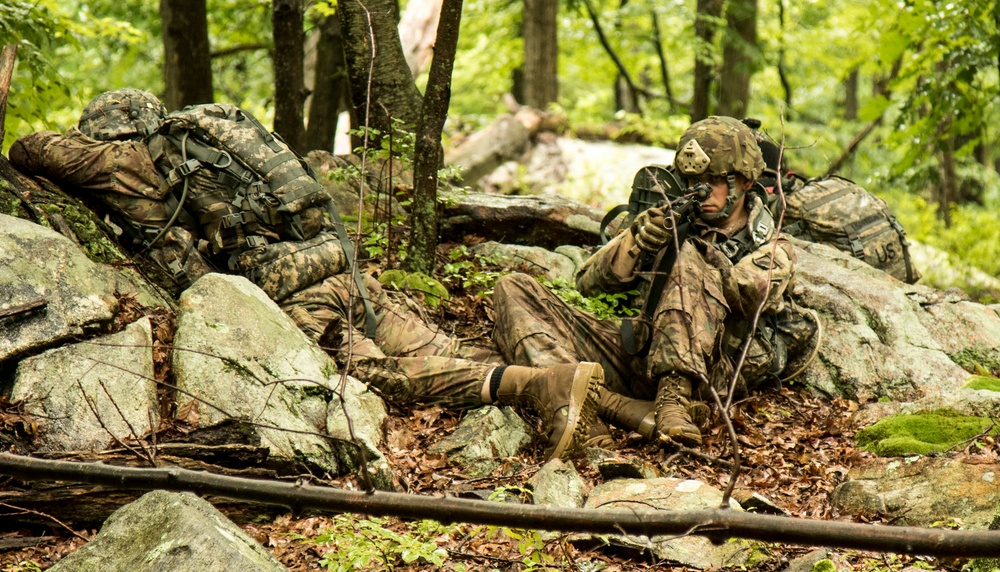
[963,376,1000,392]
[855,409,998,456]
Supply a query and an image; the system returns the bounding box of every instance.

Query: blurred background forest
[3,0,999,297]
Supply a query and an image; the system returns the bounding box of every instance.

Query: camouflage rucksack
[782,176,920,284]
[154,102,377,336]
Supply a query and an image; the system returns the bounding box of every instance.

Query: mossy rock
[949,346,1000,376]
[855,409,998,456]
[963,375,1000,393]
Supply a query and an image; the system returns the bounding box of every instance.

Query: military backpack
[781,176,919,284]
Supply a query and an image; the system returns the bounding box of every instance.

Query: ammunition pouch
[232,231,348,302]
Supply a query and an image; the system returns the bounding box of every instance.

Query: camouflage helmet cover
[674,116,765,181]
[78,88,166,141]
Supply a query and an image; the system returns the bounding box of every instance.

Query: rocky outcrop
[48,491,287,572]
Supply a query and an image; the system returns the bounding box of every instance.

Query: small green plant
[3,561,43,572]
[441,246,505,296]
[379,269,450,307]
[482,486,558,572]
[538,276,639,320]
[306,514,454,571]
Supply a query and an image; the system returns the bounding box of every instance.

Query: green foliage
[538,276,639,320]
[1,562,43,572]
[854,409,998,457]
[963,376,1000,393]
[307,514,453,571]
[878,187,1000,299]
[812,559,837,572]
[441,245,505,296]
[379,269,450,307]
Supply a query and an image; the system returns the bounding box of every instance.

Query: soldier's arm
[575,230,643,296]
[9,129,166,200]
[724,234,796,316]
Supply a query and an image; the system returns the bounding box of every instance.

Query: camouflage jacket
[576,193,796,320]
[9,129,346,299]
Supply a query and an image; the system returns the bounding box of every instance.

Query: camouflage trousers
[279,272,502,408]
[492,243,776,402]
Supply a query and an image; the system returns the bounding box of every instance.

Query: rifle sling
[325,201,378,339]
[621,221,691,357]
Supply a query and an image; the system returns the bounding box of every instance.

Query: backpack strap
[599,204,631,245]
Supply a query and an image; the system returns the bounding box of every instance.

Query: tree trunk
[272,0,307,153]
[160,0,214,111]
[843,68,859,121]
[407,0,464,275]
[0,45,16,147]
[691,0,722,121]
[522,0,558,109]
[305,15,348,153]
[716,0,758,119]
[338,0,423,149]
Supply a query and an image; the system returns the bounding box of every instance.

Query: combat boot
[597,389,656,439]
[493,363,603,461]
[654,376,702,447]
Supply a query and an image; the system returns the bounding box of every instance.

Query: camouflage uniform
[493,193,795,401]
[9,118,498,411]
[493,116,798,446]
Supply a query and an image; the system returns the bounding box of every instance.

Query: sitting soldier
[492,116,800,447]
[8,88,602,461]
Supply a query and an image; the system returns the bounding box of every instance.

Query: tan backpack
[782,176,920,284]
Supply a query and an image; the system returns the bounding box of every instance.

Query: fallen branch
[0,298,47,321]
[0,453,998,558]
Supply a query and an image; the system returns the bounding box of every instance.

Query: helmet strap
[700,173,744,221]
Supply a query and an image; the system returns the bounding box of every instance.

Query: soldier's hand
[630,207,675,253]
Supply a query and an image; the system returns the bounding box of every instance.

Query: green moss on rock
[950,346,1000,376]
[855,409,997,456]
[963,375,1000,392]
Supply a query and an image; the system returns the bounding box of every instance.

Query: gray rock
[791,240,982,401]
[11,318,159,453]
[577,478,749,569]
[0,214,170,362]
[48,490,286,572]
[597,458,660,480]
[784,548,851,572]
[831,456,1000,528]
[427,406,532,477]
[968,499,1000,571]
[173,273,387,475]
[471,241,578,283]
[530,458,587,508]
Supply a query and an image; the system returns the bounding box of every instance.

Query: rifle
[607,165,710,356]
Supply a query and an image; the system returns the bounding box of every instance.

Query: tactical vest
[781,176,919,284]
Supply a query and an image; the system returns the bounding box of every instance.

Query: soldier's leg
[493,273,655,439]
[492,273,640,395]
[280,273,498,362]
[355,354,602,461]
[645,242,730,446]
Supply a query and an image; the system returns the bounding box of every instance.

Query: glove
[630,207,675,253]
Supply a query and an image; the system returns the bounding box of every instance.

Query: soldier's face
[689,173,750,216]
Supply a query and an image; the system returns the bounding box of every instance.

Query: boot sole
[550,362,603,460]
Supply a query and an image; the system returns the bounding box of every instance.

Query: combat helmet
[78,88,166,141]
[673,116,765,220]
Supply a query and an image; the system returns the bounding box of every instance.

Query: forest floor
[0,385,968,571]
[0,260,979,571]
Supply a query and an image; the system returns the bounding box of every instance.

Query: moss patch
[950,346,1000,377]
[855,409,997,456]
[963,375,1000,392]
